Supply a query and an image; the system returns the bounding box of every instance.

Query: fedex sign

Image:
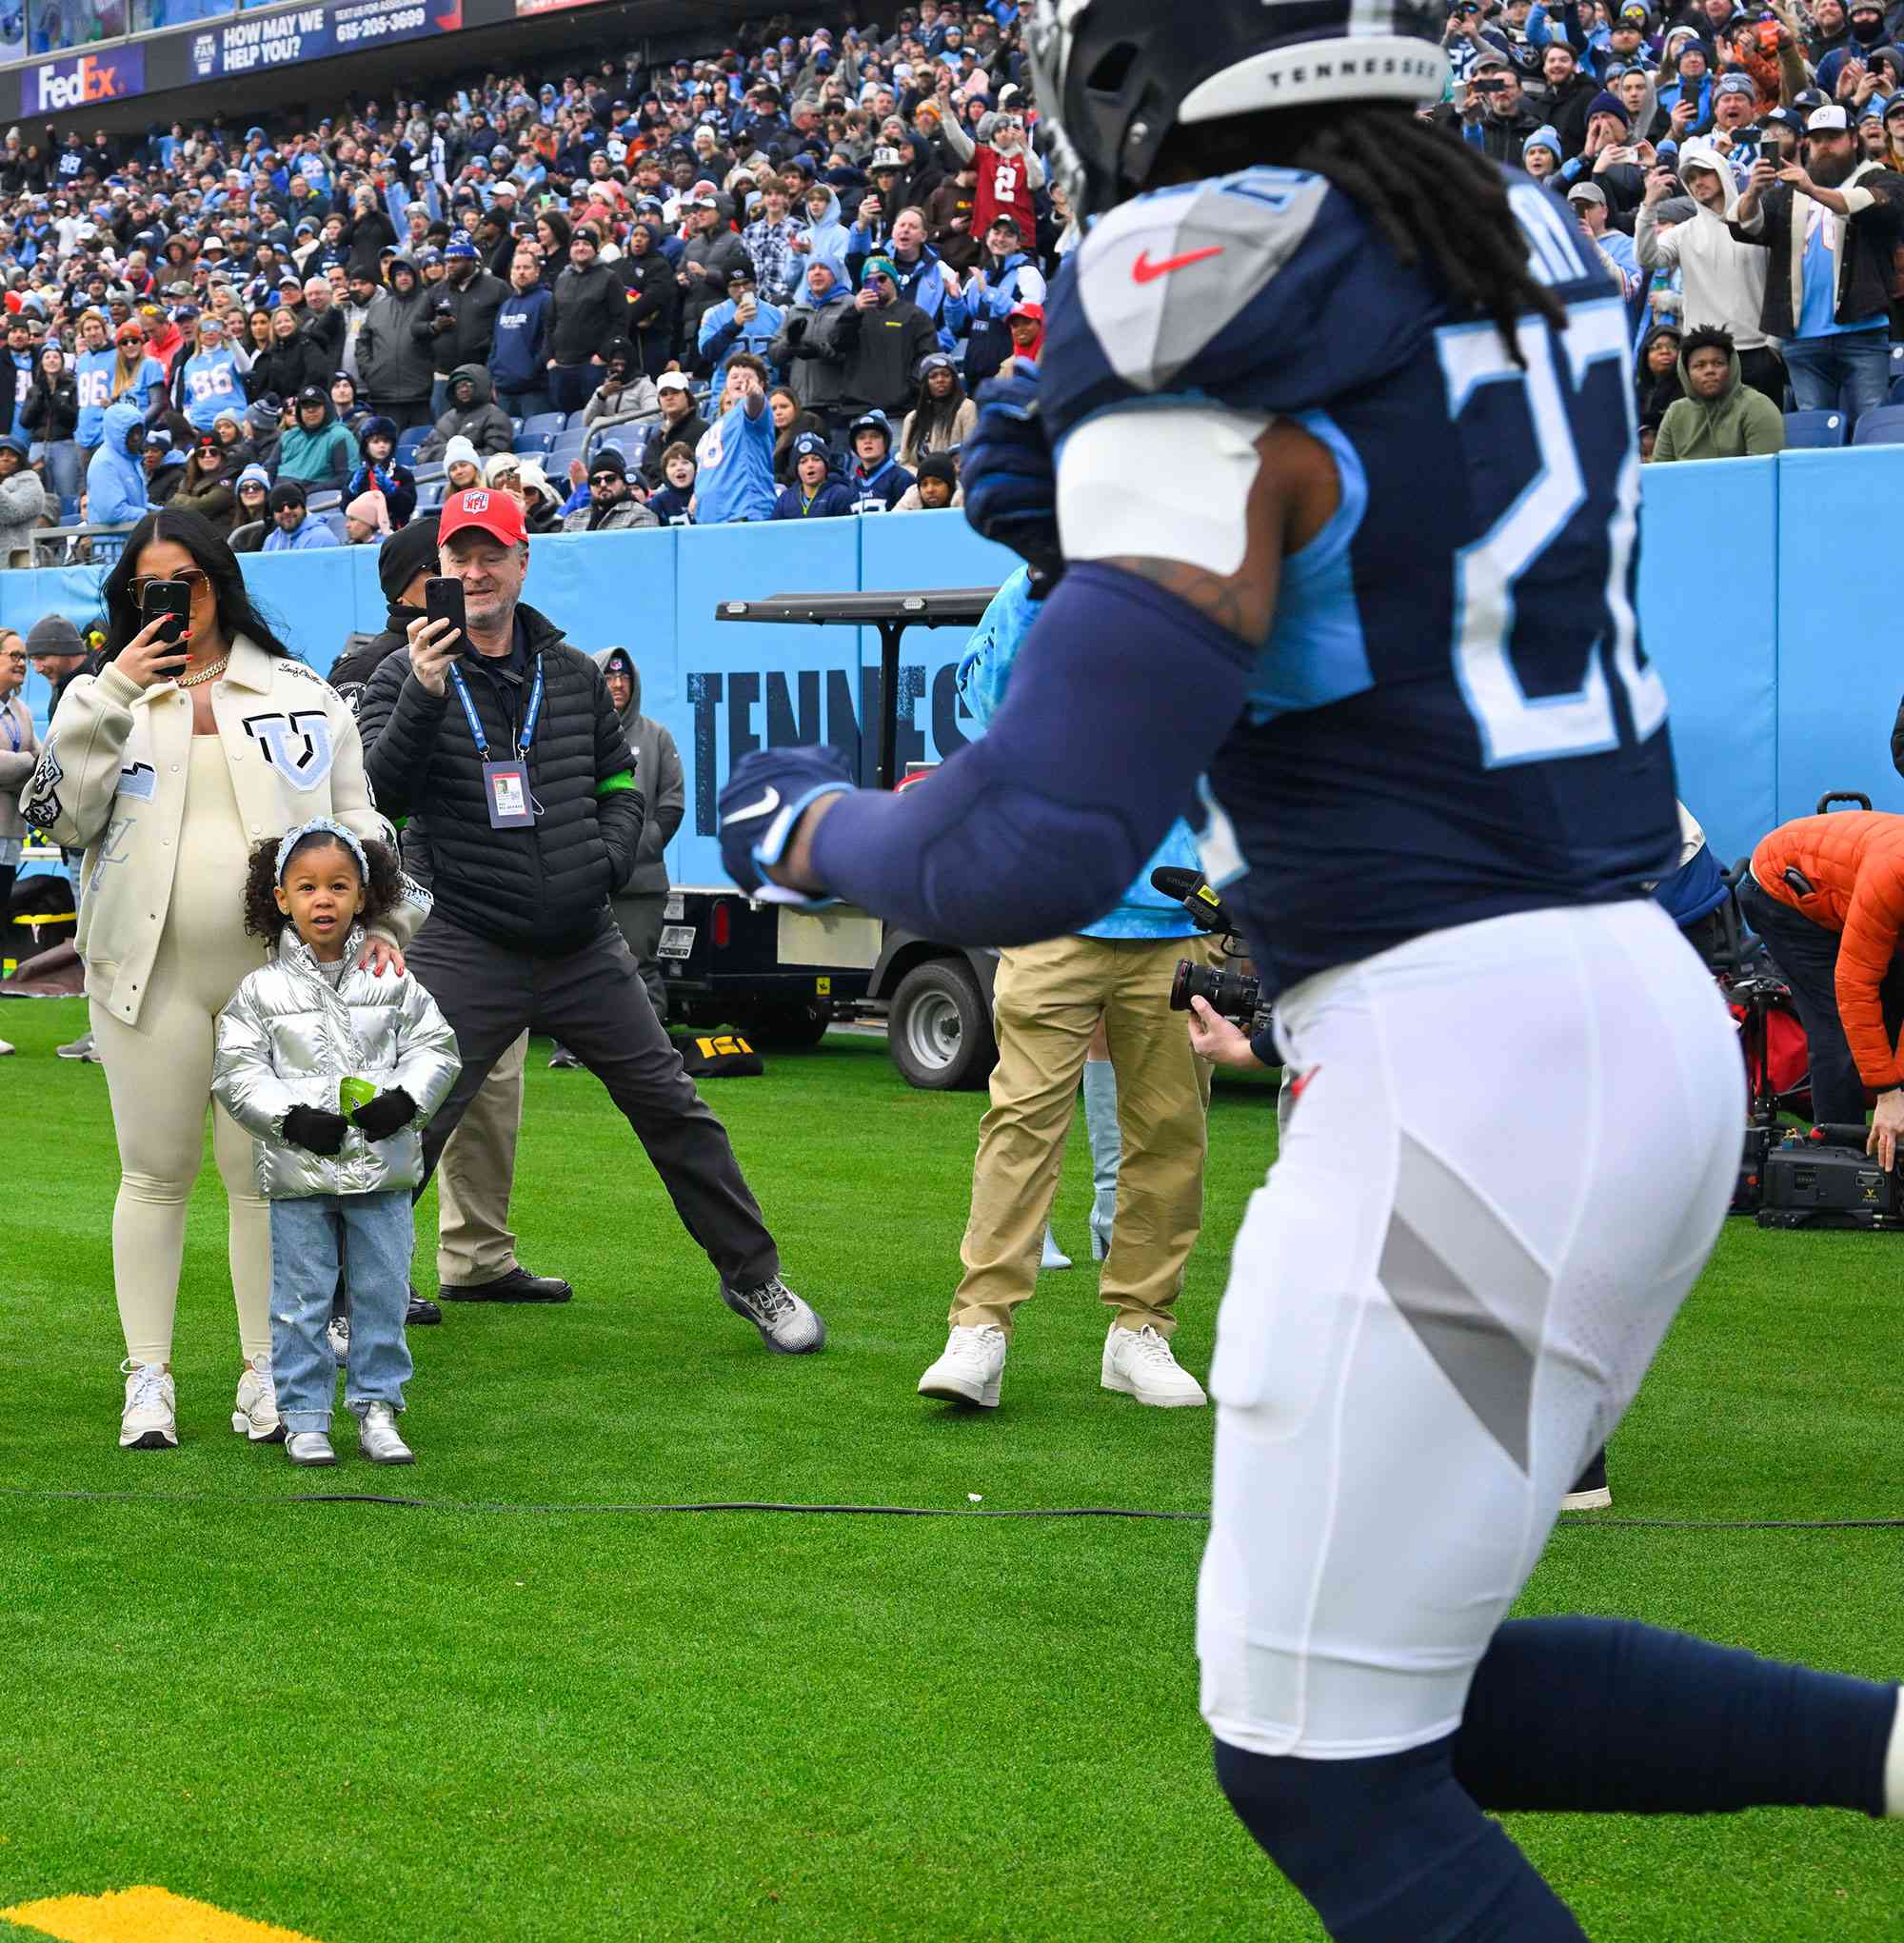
[19,48,144,117]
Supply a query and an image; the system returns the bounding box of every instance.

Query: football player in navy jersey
[719,2,1904,1934]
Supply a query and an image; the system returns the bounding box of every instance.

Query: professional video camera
[1755,1124,1904,1231]
[1152,867,1272,1038]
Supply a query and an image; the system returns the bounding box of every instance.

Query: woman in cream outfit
[22,506,425,1452]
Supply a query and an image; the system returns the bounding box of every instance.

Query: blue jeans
[498,384,554,422]
[1781,328,1892,420]
[269,1191,414,1433]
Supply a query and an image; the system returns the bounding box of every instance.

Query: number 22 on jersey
[1438,188,1668,770]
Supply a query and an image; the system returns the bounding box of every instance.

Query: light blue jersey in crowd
[692,396,778,525]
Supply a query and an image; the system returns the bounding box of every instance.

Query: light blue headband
[274,817,367,884]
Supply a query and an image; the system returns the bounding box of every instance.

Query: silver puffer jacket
[212,924,462,1200]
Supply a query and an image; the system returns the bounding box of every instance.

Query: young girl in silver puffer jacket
[213,818,460,1471]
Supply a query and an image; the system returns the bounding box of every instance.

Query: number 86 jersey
[1041,164,1682,1000]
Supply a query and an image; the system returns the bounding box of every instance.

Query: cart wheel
[887,960,997,1091]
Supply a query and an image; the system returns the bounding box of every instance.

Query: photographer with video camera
[1736,809,1904,1167]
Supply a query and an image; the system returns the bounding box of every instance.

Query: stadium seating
[522,412,568,443]
[395,426,430,466]
[1783,410,1849,449]
[548,428,589,472]
[307,489,343,514]
[1850,405,1904,447]
[513,430,555,457]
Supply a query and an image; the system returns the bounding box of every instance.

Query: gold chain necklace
[175,656,228,689]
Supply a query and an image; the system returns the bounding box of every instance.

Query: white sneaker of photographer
[1101,1323,1207,1408]
[118,1358,177,1450]
[231,1356,284,1443]
[918,1324,1008,1408]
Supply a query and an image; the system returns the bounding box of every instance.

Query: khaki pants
[435,1029,526,1286]
[950,933,1216,1339]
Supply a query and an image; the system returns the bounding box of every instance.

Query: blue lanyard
[0,707,17,752]
[448,652,543,762]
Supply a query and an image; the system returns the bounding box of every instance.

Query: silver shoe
[286,1430,336,1467]
[356,1400,414,1465]
[721,1275,825,1354]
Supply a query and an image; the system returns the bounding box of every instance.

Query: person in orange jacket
[1736,810,1904,1164]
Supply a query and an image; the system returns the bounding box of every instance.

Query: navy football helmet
[1027,0,1449,219]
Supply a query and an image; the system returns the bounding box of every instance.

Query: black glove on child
[350,1088,417,1141]
[283,1105,348,1157]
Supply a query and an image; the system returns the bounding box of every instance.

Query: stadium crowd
[0,1,1060,545]
[0,0,1882,538]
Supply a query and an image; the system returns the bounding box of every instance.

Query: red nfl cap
[438,487,526,547]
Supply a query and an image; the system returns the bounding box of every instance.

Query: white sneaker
[286,1430,336,1467]
[918,1324,1008,1408]
[356,1401,414,1465]
[232,1358,284,1442]
[327,1316,350,1367]
[118,1358,177,1450]
[0,1040,14,1056]
[1041,1227,1072,1271]
[1101,1323,1207,1409]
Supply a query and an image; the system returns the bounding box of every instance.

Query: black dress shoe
[439,1266,573,1304]
[407,1285,443,1326]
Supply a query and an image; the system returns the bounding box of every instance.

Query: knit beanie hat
[443,433,481,471]
[377,513,441,606]
[346,489,391,536]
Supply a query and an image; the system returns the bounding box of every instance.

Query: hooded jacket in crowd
[1652,340,1785,462]
[347,415,418,528]
[771,274,853,415]
[490,283,552,396]
[1634,323,1685,425]
[1635,139,1771,350]
[772,459,856,520]
[547,252,625,368]
[590,646,683,899]
[86,399,151,527]
[0,439,43,564]
[417,363,515,464]
[276,391,357,490]
[357,260,437,411]
[428,263,510,375]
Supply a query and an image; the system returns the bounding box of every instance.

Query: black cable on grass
[5,1486,1904,1528]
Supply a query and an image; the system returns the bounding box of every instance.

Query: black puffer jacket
[356,603,645,955]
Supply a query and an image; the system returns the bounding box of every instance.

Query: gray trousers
[613,892,668,1021]
[407,913,779,1289]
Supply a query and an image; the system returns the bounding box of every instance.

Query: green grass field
[1,996,1900,1941]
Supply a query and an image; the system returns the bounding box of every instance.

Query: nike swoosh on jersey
[730,786,781,820]
[1131,245,1226,284]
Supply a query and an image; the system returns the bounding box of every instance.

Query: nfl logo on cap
[466,490,489,512]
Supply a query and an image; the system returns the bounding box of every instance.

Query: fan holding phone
[17,505,422,1460]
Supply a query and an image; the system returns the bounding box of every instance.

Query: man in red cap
[354,488,824,1351]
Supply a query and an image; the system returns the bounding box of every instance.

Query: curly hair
[241,831,404,943]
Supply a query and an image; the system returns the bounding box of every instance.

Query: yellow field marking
[0,1885,324,1942]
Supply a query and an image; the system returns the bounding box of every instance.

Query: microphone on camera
[1150,864,1231,935]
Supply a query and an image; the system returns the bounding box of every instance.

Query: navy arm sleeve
[808,564,1254,945]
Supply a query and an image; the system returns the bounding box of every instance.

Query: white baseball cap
[1807,104,1851,132]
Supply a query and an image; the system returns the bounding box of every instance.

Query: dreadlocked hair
[1152,105,1566,365]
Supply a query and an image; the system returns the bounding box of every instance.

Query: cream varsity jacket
[20,634,425,1029]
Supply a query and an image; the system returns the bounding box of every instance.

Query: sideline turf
[2,999,1899,1939]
